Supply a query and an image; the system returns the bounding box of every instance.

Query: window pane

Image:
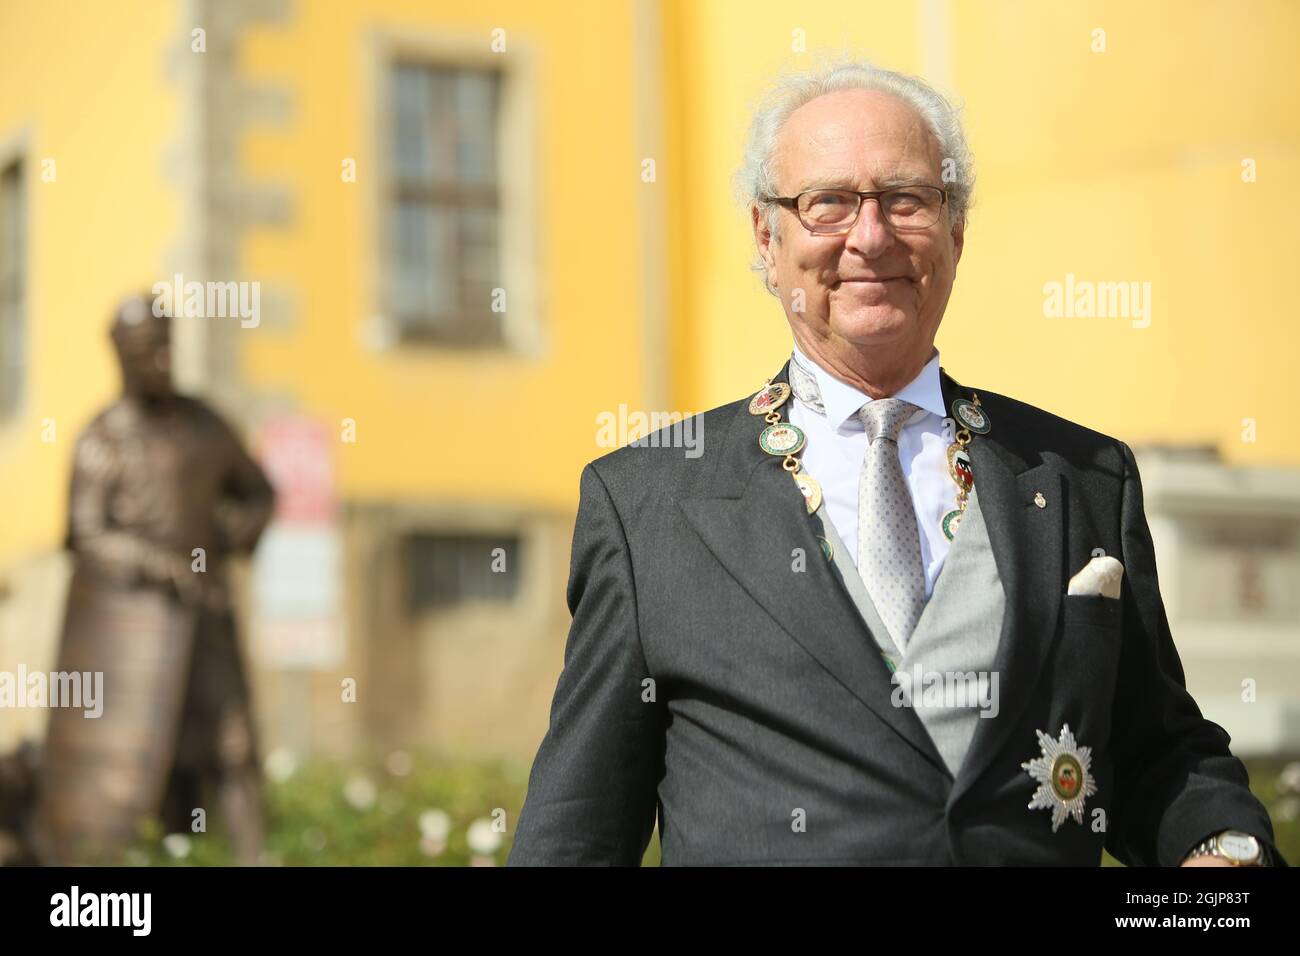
[427,68,459,185]
[390,200,456,322]
[459,206,499,290]
[455,70,499,184]
[392,64,433,184]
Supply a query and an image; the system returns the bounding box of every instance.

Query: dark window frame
[386,60,505,349]
[404,530,522,613]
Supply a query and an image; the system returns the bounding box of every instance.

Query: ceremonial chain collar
[748,367,990,542]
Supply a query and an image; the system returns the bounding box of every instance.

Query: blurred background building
[0,0,1297,786]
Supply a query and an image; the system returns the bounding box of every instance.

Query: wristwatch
[1183,829,1270,866]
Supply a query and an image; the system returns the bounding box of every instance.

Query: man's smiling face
[754,88,964,369]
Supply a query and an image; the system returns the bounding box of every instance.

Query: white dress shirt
[787,342,956,600]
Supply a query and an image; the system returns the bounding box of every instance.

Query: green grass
[119,753,1296,866]
[124,752,531,866]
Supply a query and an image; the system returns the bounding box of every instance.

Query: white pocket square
[1067,555,1124,599]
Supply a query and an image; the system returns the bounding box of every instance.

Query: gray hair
[735,56,975,295]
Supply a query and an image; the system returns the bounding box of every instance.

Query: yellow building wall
[669,0,1300,465]
[0,0,658,548]
[237,0,652,509]
[4,0,1297,562]
[0,0,182,561]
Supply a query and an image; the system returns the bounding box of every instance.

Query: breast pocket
[1058,592,1124,724]
[1061,592,1122,631]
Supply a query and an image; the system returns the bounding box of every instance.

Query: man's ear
[752,204,777,270]
[950,214,965,268]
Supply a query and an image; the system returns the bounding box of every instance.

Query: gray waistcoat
[813,483,1006,778]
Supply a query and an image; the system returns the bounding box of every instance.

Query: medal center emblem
[1052,754,1083,800]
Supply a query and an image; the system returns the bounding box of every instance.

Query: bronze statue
[31,293,275,864]
[0,740,40,866]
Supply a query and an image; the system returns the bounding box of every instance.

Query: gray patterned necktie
[857,398,926,651]
[788,356,824,415]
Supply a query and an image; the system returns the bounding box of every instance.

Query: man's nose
[844,198,894,257]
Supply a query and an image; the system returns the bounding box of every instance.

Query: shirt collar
[790,340,947,430]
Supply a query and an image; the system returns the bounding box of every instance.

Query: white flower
[466,817,502,855]
[264,747,299,783]
[162,833,191,859]
[1276,796,1300,823]
[343,775,377,810]
[1279,761,1300,795]
[419,809,450,840]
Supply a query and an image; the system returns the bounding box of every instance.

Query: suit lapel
[679,359,949,778]
[937,367,1065,807]
[678,359,1066,799]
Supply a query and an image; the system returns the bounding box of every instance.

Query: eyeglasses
[765,185,948,234]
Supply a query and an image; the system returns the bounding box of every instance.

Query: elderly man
[509,61,1282,866]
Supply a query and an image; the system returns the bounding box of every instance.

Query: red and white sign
[256,415,337,524]
[253,414,343,670]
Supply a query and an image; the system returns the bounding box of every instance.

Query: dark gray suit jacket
[509,359,1283,866]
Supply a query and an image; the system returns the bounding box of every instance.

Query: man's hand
[1180,855,1234,867]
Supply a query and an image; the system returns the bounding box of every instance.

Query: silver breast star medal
[1020,723,1097,832]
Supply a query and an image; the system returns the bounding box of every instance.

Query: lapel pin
[1033,491,1046,509]
[1021,723,1097,832]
